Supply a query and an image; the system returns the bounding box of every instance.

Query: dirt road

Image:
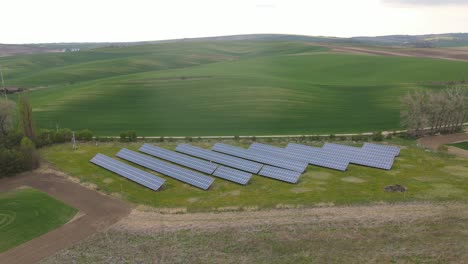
[417,132,468,158]
[0,168,131,264]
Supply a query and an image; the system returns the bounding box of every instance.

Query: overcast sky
[2,0,468,44]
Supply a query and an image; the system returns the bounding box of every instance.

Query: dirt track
[417,132,468,158]
[331,46,468,61]
[0,168,131,264]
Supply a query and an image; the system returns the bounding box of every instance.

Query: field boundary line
[93,123,468,140]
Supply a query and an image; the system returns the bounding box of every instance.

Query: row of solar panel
[90,143,307,191]
[90,142,399,191]
[248,142,399,171]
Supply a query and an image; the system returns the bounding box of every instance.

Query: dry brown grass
[41,202,468,264]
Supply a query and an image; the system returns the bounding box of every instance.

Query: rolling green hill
[1,40,468,136]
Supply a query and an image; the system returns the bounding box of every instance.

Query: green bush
[76,129,93,141]
[54,128,73,143]
[120,130,137,142]
[0,131,24,149]
[0,136,39,177]
[308,136,321,141]
[0,148,25,177]
[36,129,54,148]
[372,131,384,142]
[329,134,336,140]
[20,137,40,170]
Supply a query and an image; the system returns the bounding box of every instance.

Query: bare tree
[0,99,15,136]
[18,93,36,141]
[401,87,467,137]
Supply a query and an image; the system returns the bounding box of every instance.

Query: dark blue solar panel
[258,165,301,184]
[175,144,262,173]
[116,148,214,190]
[90,153,165,191]
[213,166,252,185]
[252,143,348,171]
[212,143,307,173]
[362,143,400,157]
[139,144,218,174]
[322,143,395,170]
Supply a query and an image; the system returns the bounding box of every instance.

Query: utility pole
[72,131,77,150]
[0,65,7,100]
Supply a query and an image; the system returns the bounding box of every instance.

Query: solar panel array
[176,144,263,173]
[116,148,214,190]
[89,140,399,192]
[213,166,252,185]
[140,144,218,174]
[258,165,301,184]
[251,143,349,171]
[212,143,307,173]
[90,153,165,191]
[322,143,394,170]
[362,143,400,157]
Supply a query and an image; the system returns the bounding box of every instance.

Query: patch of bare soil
[113,202,467,234]
[0,166,131,264]
[417,133,468,159]
[330,45,468,61]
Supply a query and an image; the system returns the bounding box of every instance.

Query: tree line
[1,95,40,177]
[401,87,468,137]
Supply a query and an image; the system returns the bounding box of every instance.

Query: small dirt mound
[384,185,407,193]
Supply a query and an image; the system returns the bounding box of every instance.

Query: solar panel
[322,143,395,170]
[212,143,307,173]
[90,153,165,191]
[213,166,252,185]
[252,143,349,171]
[116,148,214,190]
[362,143,400,157]
[139,144,218,174]
[258,165,301,184]
[175,144,263,173]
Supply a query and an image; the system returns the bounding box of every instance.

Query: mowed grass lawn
[40,139,468,212]
[449,141,468,150]
[3,41,467,136]
[0,188,77,252]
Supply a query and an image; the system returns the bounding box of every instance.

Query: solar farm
[90,142,400,191]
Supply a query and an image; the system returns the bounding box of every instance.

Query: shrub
[251,136,256,142]
[77,129,93,141]
[159,136,164,142]
[329,134,336,140]
[36,129,54,148]
[0,131,24,149]
[234,135,240,141]
[120,130,137,142]
[128,130,137,142]
[20,137,40,170]
[0,148,25,177]
[186,136,193,142]
[372,131,384,142]
[308,136,321,141]
[54,128,73,143]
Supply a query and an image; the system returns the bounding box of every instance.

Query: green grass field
[449,141,468,150]
[40,140,468,212]
[2,41,467,136]
[0,188,77,252]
